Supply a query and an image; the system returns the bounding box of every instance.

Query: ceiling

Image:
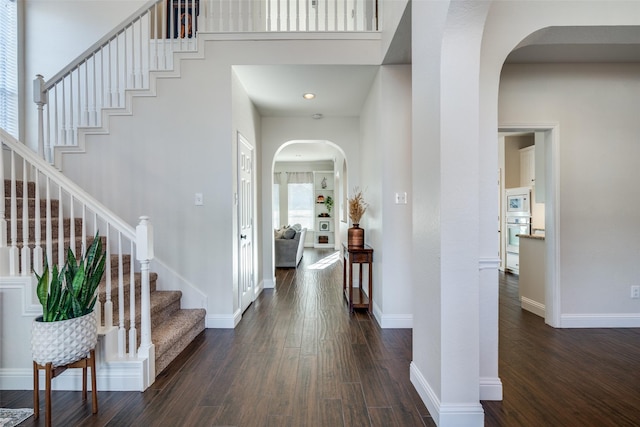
[233,26,640,163]
[233,65,379,118]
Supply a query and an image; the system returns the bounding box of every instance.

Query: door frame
[498,123,560,327]
[237,131,257,313]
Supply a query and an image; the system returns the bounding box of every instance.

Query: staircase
[5,178,206,376]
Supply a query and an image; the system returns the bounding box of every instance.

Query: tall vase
[348,223,364,247]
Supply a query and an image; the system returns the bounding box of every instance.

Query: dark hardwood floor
[484,272,640,426]
[2,249,640,426]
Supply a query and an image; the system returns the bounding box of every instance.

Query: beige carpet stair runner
[6,179,206,375]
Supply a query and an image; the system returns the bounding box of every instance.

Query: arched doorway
[270,140,348,276]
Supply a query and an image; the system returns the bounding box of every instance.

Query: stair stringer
[52,39,207,170]
[151,257,207,310]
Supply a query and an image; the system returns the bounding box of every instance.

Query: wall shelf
[313,171,335,248]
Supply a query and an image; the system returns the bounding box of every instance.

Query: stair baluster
[20,159,30,275]
[1,129,161,390]
[9,152,18,274]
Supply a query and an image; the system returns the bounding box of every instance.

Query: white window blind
[0,0,18,138]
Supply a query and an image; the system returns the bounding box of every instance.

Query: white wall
[31,31,381,328]
[500,63,640,320]
[410,1,640,425]
[360,65,413,327]
[23,0,145,148]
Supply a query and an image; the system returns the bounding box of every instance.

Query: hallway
[3,248,640,426]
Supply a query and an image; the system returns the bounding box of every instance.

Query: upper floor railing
[34,0,378,163]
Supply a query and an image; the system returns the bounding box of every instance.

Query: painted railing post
[136,216,155,388]
[0,139,8,275]
[33,75,47,161]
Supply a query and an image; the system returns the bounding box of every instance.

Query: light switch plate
[195,193,204,206]
[395,192,407,204]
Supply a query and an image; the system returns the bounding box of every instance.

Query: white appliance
[506,187,531,217]
[506,216,531,253]
[505,187,531,274]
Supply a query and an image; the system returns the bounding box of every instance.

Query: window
[0,0,18,138]
[287,182,313,230]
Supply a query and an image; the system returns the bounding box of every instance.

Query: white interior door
[238,133,255,313]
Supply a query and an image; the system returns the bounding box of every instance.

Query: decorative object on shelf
[318,212,330,218]
[32,233,106,366]
[318,235,329,244]
[321,177,327,189]
[348,187,368,247]
[316,195,325,203]
[324,196,334,214]
[319,220,330,231]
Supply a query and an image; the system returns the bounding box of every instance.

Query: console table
[342,243,374,313]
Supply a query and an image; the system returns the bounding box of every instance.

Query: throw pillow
[274,228,285,239]
[291,223,302,232]
[283,228,297,239]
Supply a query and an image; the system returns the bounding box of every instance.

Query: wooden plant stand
[33,348,98,427]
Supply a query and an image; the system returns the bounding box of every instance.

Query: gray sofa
[274,227,307,268]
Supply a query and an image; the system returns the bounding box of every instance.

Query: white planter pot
[31,311,98,367]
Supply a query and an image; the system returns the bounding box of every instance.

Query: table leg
[368,261,373,313]
[90,349,98,414]
[343,254,346,293]
[33,362,39,420]
[349,260,353,313]
[45,363,52,427]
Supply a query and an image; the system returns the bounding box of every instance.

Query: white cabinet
[506,251,519,274]
[313,171,335,248]
[520,146,535,187]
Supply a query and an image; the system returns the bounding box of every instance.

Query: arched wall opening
[411,2,640,421]
[268,139,349,276]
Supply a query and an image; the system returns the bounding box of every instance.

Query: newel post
[136,216,155,388]
[33,75,47,160]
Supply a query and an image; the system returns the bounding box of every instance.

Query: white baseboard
[560,313,640,328]
[410,362,485,426]
[521,297,545,318]
[206,310,241,329]
[479,377,503,401]
[1,360,146,392]
[263,278,275,289]
[254,279,264,297]
[371,299,413,329]
[378,313,412,328]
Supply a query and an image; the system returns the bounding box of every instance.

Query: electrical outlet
[631,285,640,299]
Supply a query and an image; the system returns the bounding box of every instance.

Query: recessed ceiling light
[303,93,315,100]
[311,113,323,120]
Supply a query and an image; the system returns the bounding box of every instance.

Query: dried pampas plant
[348,187,368,225]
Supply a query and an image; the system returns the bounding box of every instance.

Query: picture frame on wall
[167,0,199,39]
[319,220,330,231]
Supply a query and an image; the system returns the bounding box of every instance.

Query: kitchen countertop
[517,233,545,240]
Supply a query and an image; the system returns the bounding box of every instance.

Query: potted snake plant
[31,233,106,367]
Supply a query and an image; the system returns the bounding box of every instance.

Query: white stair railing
[0,128,156,387]
[34,0,378,163]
